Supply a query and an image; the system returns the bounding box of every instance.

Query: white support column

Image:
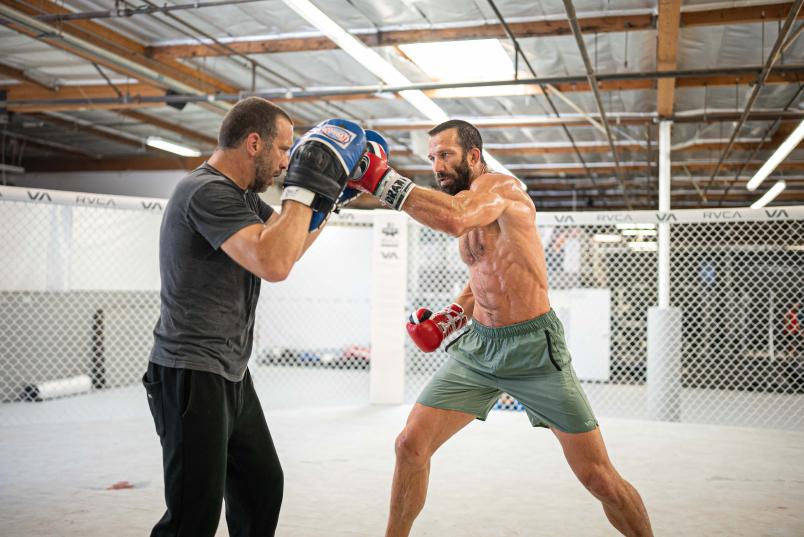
[647,307,683,421]
[658,120,672,308]
[369,211,408,404]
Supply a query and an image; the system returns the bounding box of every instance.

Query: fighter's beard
[436,157,472,196]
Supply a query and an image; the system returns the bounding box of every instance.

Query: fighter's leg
[386,403,476,537]
[553,427,653,537]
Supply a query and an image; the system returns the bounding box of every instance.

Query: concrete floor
[1,389,803,537]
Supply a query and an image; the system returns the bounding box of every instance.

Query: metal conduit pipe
[485,0,600,191]
[28,0,266,22]
[561,0,632,208]
[701,0,804,195]
[6,66,802,109]
[0,3,232,114]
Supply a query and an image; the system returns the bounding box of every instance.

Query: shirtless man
[348,119,653,537]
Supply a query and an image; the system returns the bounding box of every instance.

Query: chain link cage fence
[1,186,803,430]
[405,209,804,430]
[0,187,372,425]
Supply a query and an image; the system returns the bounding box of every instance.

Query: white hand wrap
[375,170,415,211]
[280,186,316,207]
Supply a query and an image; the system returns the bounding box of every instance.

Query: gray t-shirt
[149,162,274,381]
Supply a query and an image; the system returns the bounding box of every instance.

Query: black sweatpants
[143,362,283,537]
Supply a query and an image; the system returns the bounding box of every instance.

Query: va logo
[27,191,52,202]
[382,222,399,237]
[381,252,398,259]
[141,201,163,211]
[656,212,677,222]
[554,215,575,223]
[764,209,789,218]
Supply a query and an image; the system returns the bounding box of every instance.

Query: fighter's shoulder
[472,172,529,201]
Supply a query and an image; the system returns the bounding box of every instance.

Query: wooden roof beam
[657,0,682,117]
[117,110,218,147]
[148,3,802,60]
[4,83,166,112]
[1,0,239,95]
[0,62,55,90]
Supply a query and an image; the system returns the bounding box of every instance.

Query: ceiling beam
[4,65,802,111]
[30,113,148,150]
[4,83,166,112]
[148,3,802,60]
[23,155,208,172]
[0,0,239,95]
[149,13,655,59]
[0,62,55,90]
[656,0,682,117]
[364,110,804,131]
[117,110,218,147]
[3,130,100,158]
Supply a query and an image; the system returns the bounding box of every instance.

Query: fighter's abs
[459,222,550,326]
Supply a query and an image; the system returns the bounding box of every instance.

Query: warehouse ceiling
[1,0,804,209]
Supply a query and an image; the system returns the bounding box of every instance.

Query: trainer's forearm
[298,220,324,259]
[258,201,311,279]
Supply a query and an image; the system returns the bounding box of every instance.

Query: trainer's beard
[252,150,272,193]
[436,155,472,196]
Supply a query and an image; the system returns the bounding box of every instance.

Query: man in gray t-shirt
[149,162,273,381]
[142,97,366,537]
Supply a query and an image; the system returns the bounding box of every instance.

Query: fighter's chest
[459,225,500,265]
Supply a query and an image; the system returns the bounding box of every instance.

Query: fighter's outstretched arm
[402,178,510,237]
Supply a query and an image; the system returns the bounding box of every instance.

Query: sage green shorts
[417,309,598,433]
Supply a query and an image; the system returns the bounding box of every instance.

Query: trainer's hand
[347,130,414,211]
[281,118,366,230]
[334,129,390,213]
[407,303,467,352]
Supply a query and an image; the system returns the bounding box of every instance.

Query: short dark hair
[428,119,485,164]
[218,97,292,149]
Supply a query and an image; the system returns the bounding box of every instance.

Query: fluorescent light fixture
[400,39,514,82]
[620,229,658,237]
[627,241,658,252]
[747,120,804,191]
[146,136,201,157]
[400,40,534,99]
[282,0,515,177]
[593,234,622,243]
[749,180,786,209]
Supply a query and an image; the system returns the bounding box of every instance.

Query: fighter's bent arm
[220,200,312,282]
[402,175,512,237]
[454,282,475,318]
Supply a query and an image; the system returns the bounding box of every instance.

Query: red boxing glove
[348,148,414,211]
[406,303,468,353]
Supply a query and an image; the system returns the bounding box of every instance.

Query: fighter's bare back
[459,173,551,327]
